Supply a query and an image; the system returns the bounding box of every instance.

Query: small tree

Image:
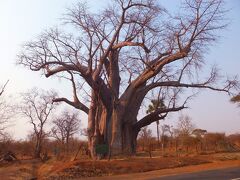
[176,114,195,153]
[146,97,166,147]
[192,128,207,152]
[138,126,154,157]
[0,81,11,141]
[51,110,80,153]
[160,124,172,155]
[19,88,57,158]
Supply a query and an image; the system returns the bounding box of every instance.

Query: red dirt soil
[44,156,210,179]
[0,152,240,180]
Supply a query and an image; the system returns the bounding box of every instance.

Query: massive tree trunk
[87,84,145,157]
[87,103,140,157]
[88,116,139,157]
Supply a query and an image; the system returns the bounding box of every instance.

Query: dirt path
[84,160,240,180]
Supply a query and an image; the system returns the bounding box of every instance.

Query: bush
[96,144,108,158]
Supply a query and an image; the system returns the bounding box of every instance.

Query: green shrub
[95,144,108,156]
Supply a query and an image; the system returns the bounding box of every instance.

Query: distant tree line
[137,115,240,157]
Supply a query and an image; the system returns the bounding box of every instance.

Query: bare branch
[0,80,9,96]
[134,105,186,131]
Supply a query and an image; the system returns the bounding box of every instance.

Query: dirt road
[152,167,240,180]
[85,160,240,180]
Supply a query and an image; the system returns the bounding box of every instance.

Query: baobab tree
[19,88,57,158]
[18,0,238,158]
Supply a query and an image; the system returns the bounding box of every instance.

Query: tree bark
[87,94,141,157]
[34,135,42,158]
[156,121,160,148]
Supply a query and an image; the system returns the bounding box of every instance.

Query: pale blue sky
[0,0,239,139]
